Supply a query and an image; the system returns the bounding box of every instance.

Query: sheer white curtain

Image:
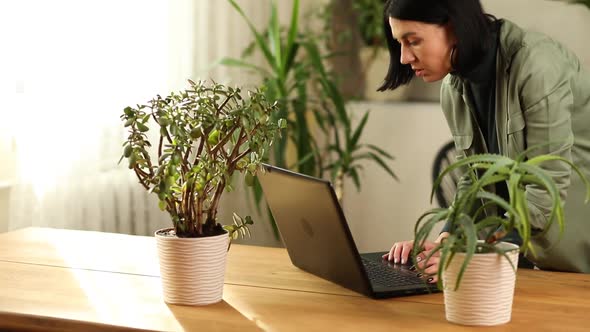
[6,0,280,234]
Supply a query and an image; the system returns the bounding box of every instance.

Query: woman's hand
[381,240,412,264]
[382,232,449,283]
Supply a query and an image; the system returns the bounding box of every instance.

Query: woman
[379,0,590,283]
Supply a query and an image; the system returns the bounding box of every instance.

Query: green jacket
[440,19,590,273]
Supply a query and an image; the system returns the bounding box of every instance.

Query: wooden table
[0,227,588,331]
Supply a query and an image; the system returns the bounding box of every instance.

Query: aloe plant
[221,0,396,207]
[120,80,285,238]
[413,148,590,290]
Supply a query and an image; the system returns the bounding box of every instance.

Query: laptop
[258,163,440,299]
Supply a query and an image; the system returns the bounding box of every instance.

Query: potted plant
[120,79,284,305]
[221,0,397,218]
[413,149,590,325]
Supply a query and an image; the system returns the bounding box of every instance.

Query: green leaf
[124,145,133,158]
[517,163,565,244]
[349,167,361,192]
[413,208,449,253]
[349,111,370,150]
[361,152,398,181]
[218,57,270,76]
[227,0,277,72]
[476,191,520,223]
[431,153,512,203]
[268,0,282,78]
[278,118,287,129]
[526,154,590,203]
[137,122,149,132]
[477,242,518,272]
[283,0,300,72]
[208,129,220,145]
[124,106,134,117]
[301,41,349,129]
[288,151,315,170]
[245,172,255,187]
[158,200,167,211]
[453,214,478,291]
[438,235,457,289]
[363,144,394,160]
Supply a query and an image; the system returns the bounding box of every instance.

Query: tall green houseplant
[221,0,397,205]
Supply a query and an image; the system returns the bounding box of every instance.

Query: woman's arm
[513,42,576,231]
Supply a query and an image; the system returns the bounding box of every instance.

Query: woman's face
[388,17,457,82]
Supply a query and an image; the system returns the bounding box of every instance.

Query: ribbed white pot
[442,242,519,326]
[155,228,229,306]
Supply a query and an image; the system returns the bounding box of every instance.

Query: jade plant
[120,80,285,238]
[413,149,590,290]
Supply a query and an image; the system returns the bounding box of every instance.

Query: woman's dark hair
[378,0,496,91]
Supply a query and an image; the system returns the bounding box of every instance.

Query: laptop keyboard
[361,258,427,287]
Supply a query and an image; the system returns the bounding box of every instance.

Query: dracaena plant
[413,149,590,290]
[120,80,285,238]
[221,0,396,207]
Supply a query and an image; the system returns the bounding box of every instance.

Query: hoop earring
[450,46,457,70]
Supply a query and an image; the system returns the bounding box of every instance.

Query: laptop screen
[258,164,372,295]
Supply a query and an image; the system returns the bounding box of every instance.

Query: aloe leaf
[478,242,518,272]
[453,214,477,291]
[431,153,513,203]
[526,154,590,203]
[518,163,564,238]
[476,191,520,221]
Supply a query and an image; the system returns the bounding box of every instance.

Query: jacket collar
[497,19,526,74]
[446,19,525,90]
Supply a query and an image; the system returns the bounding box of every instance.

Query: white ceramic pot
[442,241,520,326]
[155,228,229,306]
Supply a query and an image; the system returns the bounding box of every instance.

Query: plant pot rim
[154,227,228,239]
[451,241,519,256]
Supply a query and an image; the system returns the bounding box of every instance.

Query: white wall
[342,102,451,253]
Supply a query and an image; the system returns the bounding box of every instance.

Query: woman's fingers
[415,257,439,284]
[383,241,414,263]
[384,243,397,262]
[423,258,439,275]
[400,243,412,264]
[426,275,438,284]
[416,255,439,271]
[382,240,441,284]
